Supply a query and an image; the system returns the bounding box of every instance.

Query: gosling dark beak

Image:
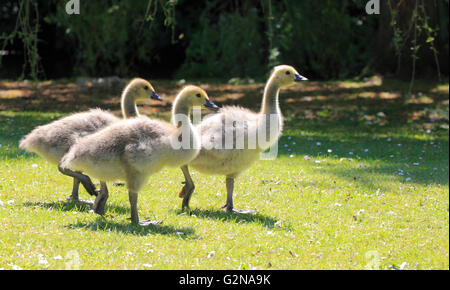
[204,98,219,110]
[294,74,308,82]
[151,91,162,101]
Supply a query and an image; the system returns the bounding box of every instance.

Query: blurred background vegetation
[0,0,448,81]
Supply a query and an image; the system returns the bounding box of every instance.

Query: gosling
[19,78,161,201]
[178,65,307,214]
[60,86,219,225]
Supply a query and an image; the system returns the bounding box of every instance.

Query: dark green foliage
[0,0,448,80]
[45,0,176,77]
[177,6,265,78]
[272,0,376,79]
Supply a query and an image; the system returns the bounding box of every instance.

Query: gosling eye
[196,93,201,98]
[144,86,149,90]
[285,71,291,75]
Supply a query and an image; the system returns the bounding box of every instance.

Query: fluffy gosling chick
[19,78,161,201]
[61,86,218,225]
[179,65,307,214]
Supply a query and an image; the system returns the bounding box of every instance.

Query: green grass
[0,78,448,269]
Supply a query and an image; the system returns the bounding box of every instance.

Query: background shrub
[0,0,448,80]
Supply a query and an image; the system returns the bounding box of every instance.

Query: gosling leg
[68,178,80,202]
[128,190,162,226]
[222,177,256,215]
[179,165,195,213]
[93,181,109,215]
[128,190,139,224]
[58,165,97,197]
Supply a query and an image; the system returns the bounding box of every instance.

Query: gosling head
[271,65,308,88]
[178,85,219,111]
[126,78,162,101]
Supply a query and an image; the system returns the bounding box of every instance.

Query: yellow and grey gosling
[60,86,218,225]
[178,65,308,214]
[19,78,161,201]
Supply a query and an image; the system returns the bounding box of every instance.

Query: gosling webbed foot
[181,204,191,215]
[221,177,257,214]
[66,195,79,203]
[231,208,257,215]
[222,204,256,215]
[137,220,163,227]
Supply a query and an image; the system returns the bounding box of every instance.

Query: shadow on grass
[185,207,288,230]
[67,217,198,238]
[23,200,93,212]
[23,200,130,215]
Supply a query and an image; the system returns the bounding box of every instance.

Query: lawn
[0,77,448,269]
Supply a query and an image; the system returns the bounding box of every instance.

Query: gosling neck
[121,87,139,119]
[171,96,192,128]
[260,76,281,116]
